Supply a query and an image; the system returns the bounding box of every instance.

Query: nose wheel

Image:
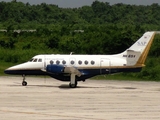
[22,81,27,86]
[22,75,27,86]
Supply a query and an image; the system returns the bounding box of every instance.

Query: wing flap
[64,66,82,77]
[41,65,82,77]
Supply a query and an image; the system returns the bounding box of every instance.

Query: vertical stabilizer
[127,31,155,66]
[115,31,156,66]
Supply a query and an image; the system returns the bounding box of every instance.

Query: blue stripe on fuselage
[4,67,142,81]
[4,69,46,75]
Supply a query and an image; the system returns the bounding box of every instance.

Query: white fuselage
[7,54,126,71]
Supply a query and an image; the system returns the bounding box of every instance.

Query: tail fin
[117,31,156,66]
[128,31,156,66]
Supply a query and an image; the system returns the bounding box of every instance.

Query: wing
[41,64,82,77]
[64,66,82,77]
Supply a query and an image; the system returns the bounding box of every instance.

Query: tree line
[0,1,160,28]
[0,1,160,80]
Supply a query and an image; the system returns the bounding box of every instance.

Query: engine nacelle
[46,64,64,74]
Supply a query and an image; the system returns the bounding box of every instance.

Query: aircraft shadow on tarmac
[8,82,107,89]
[122,87,137,90]
[9,82,137,90]
[58,84,107,89]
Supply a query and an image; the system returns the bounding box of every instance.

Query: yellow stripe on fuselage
[76,66,142,69]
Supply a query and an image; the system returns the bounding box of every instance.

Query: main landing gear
[69,74,78,88]
[69,81,77,88]
[22,74,27,86]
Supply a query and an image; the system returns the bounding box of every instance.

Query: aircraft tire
[69,82,77,88]
[22,81,27,86]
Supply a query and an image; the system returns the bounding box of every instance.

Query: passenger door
[100,58,110,74]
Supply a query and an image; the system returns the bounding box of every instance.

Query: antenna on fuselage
[70,52,74,55]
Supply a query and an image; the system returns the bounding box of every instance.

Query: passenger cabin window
[91,60,95,65]
[84,60,88,65]
[78,60,82,65]
[56,60,60,65]
[62,60,66,65]
[71,60,75,65]
[50,60,53,64]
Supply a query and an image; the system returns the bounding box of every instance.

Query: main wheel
[69,81,77,88]
[22,81,27,86]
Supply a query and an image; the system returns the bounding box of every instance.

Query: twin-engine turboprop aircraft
[4,31,158,88]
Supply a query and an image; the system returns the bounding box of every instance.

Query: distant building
[0,29,7,32]
[13,29,37,33]
[0,29,37,33]
[74,30,84,33]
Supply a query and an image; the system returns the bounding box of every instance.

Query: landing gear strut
[22,74,27,86]
[69,74,78,88]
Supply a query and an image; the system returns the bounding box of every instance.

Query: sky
[1,0,160,8]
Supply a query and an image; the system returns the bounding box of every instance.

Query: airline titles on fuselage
[123,55,136,58]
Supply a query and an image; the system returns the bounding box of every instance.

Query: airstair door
[100,58,110,74]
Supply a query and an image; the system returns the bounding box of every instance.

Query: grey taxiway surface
[0,76,160,120]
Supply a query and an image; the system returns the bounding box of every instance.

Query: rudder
[116,31,156,66]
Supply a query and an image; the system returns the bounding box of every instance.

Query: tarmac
[0,76,160,120]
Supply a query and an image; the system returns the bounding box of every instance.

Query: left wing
[42,64,82,77]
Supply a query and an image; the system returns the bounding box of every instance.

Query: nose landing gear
[22,75,27,86]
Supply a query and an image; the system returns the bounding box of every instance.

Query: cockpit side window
[38,59,42,62]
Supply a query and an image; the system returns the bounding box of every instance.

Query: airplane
[4,31,158,88]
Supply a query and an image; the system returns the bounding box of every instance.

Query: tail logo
[137,41,147,46]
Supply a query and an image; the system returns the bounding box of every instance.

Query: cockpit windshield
[29,58,42,62]
[33,59,38,62]
[29,58,34,62]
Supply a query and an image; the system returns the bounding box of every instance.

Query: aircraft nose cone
[4,67,17,75]
[4,69,12,74]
